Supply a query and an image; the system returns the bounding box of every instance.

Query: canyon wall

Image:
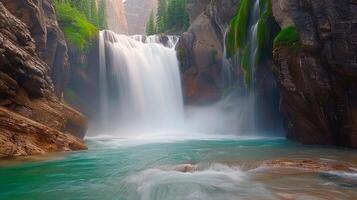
[179,0,357,147]
[124,0,158,34]
[0,0,87,157]
[106,0,128,34]
[272,0,357,148]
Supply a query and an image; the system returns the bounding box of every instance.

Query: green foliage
[157,0,168,33]
[146,10,157,35]
[240,47,251,89]
[225,0,281,89]
[146,0,189,35]
[98,0,108,29]
[90,0,99,25]
[256,0,275,62]
[225,0,251,58]
[226,15,239,58]
[54,1,98,51]
[274,26,300,47]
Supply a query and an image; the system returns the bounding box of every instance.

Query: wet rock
[0,107,86,158]
[272,0,357,147]
[262,159,354,173]
[174,164,200,173]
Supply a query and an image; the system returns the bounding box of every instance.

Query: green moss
[235,0,251,49]
[256,0,275,63]
[226,15,239,58]
[274,26,300,47]
[226,0,251,58]
[54,1,98,52]
[240,47,251,89]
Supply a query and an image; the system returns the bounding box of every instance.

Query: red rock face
[106,0,128,34]
[0,1,87,157]
[1,0,70,99]
[272,0,357,148]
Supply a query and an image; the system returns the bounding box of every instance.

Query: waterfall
[98,30,184,135]
[247,0,260,133]
[223,0,261,134]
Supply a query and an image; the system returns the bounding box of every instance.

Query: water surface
[1,138,356,200]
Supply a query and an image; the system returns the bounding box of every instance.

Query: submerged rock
[262,159,355,173]
[174,164,200,173]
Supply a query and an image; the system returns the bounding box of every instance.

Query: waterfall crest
[98,30,184,135]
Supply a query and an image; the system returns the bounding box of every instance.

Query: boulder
[177,3,233,104]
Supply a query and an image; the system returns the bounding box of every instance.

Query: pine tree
[146,10,157,35]
[157,0,168,33]
[147,0,189,34]
[98,0,108,29]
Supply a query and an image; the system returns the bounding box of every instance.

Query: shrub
[54,1,98,52]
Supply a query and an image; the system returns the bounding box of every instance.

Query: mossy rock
[274,26,300,47]
[226,0,251,58]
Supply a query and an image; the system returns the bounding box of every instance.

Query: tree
[157,0,168,33]
[98,0,108,29]
[146,10,157,35]
[146,0,189,34]
[90,0,98,25]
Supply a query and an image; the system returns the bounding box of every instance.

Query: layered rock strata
[0,1,87,158]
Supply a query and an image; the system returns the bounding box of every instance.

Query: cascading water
[98,30,184,136]
[223,0,261,134]
[247,0,260,134]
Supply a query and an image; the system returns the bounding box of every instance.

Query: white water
[94,30,249,139]
[222,0,261,134]
[98,30,184,135]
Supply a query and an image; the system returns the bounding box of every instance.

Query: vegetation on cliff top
[54,0,108,51]
[146,0,189,35]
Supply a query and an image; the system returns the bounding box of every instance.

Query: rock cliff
[106,0,128,34]
[1,0,70,98]
[124,0,158,35]
[0,0,87,158]
[272,0,357,147]
[177,0,239,104]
